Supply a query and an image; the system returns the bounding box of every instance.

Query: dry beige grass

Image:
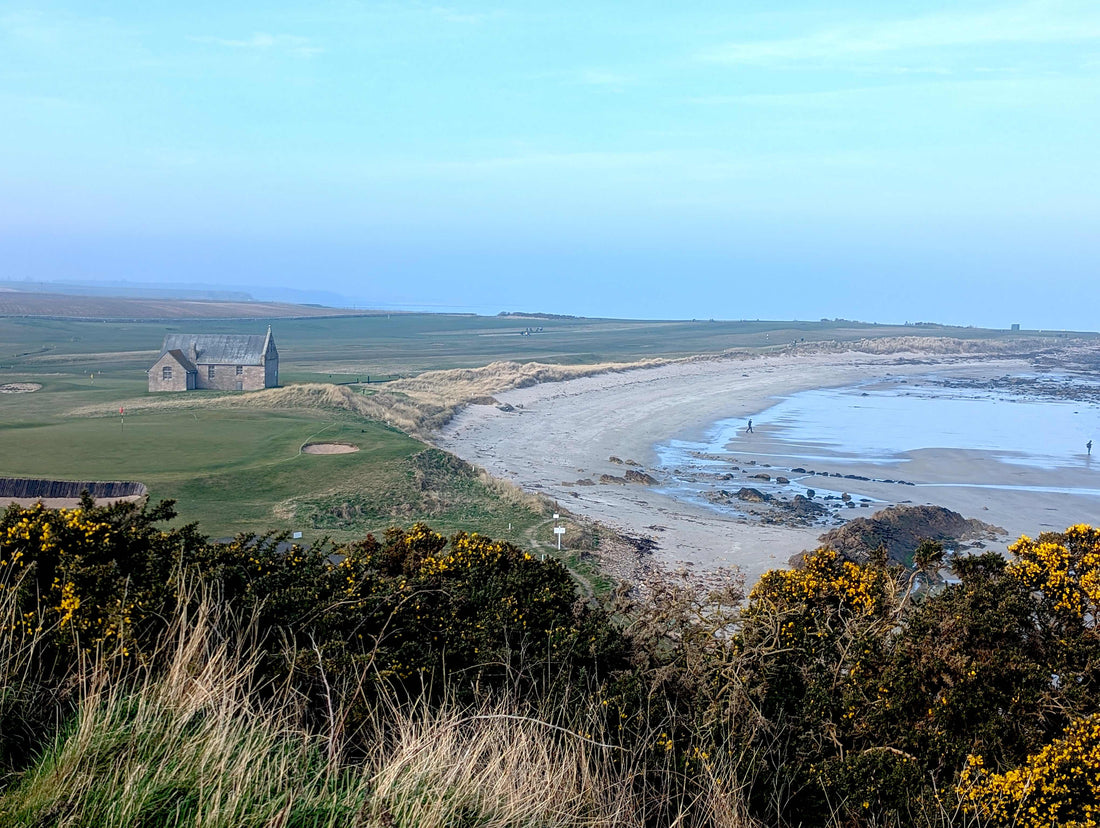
[0,592,655,828]
[1,495,143,509]
[781,335,1081,356]
[369,703,640,827]
[474,464,555,514]
[68,359,668,436]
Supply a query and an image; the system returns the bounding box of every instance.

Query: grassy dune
[68,359,665,435]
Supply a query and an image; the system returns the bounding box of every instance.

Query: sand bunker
[302,442,360,455]
[0,383,41,393]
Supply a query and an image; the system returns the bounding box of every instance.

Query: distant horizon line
[0,277,1067,333]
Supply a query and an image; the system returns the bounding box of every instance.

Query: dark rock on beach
[788,494,827,518]
[804,504,1008,568]
[736,487,769,503]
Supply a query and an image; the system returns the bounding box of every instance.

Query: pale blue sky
[2,1,1099,327]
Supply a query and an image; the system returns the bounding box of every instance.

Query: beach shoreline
[434,350,1098,586]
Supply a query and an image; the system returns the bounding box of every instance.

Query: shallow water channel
[655,374,1100,524]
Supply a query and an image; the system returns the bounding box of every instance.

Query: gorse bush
[0,498,627,764]
[960,714,1100,828]
[3,498,1100,827]
[0,497,205,654]
[731,548,900,821]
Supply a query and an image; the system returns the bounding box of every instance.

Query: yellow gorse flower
[960,714,1100,828]
[1008,525,1100,619]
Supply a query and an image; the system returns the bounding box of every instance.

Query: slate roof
[162,349,198,373]
[159,334,271,366]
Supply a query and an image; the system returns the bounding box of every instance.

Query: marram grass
[0,597,646,828]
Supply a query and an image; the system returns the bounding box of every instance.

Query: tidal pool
[654,374,1100,523]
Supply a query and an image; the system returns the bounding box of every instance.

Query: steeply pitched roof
[163,349,198,373]
[159,334,271,365]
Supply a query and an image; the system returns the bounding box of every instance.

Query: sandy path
[433,351,1093,585]
[2,495,144,509]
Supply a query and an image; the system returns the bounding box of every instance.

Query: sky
[2,1,1099,328]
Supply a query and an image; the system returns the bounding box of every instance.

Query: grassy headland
[0,298,1092,550]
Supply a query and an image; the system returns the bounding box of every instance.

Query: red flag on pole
[119,407,124,415]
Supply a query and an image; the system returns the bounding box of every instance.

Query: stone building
[148,328,279,392]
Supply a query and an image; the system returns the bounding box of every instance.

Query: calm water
[750,378,1100,468]
[653,374,1100,517]
[666,376,1100,469]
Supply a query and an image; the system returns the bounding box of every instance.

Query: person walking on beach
[747,419,754,434]
[1089,440,1093,456]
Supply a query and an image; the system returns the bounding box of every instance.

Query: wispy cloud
[2,9,142,54]
[191,32,322,57]
[577,69,633,88]
[702,1,1100,65]
[526,68,636,89]
[427,6,501,24]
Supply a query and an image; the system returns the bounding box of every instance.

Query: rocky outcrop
[808,505,1006,567]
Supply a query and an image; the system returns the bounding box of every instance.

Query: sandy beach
[434,350,1100,585]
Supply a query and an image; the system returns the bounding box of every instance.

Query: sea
[653,373,1100,523]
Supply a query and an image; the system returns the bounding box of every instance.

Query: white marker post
[552,514,564,550]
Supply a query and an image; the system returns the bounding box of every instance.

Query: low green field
[2,311,1069,382]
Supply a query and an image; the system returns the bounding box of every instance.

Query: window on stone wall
[162,366,172,381]
[235,365,243,375]
[208,365,215,380]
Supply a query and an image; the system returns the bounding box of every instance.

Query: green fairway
[4,409,332,479]
[0,400,543,544]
